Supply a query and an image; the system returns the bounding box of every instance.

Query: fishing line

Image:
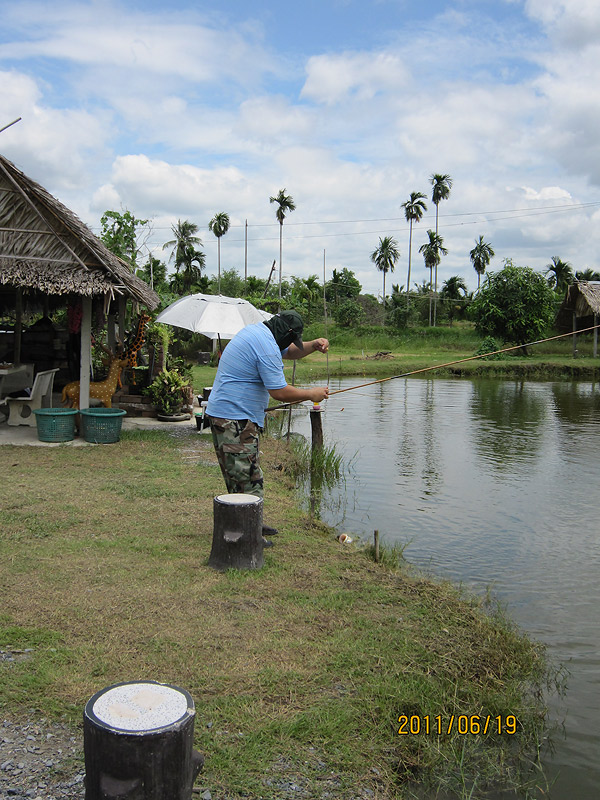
[267,324,600,413]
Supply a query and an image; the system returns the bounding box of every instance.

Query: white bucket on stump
[83,680,203,800]
[208,493,264,571]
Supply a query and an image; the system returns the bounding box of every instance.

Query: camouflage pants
[208,416,264,498]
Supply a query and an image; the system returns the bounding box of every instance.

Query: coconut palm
[370,236,400,321]
[209,212,230,294]
[576,268,600,281]
[419,230,448,325]
[269,188,296,301]
[401,192,427,309]
[163,220,205,294]
[429,174,452,324]
[470,236,495,291]
[440,275,468,326]
[545,256,574,295]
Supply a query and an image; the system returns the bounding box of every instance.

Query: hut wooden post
[14,288,22,365]
[80,296,92,409]
[209,494,264,571]
[572,312,577,358]
[594,314,598,359]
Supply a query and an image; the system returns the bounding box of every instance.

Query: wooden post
[374,530,380,563]
[573,311,577,358]
[310,406,324,453]
[83,680,203,800]
[79,296,92,410]
[594,314,598,359]
[208,494,264,571]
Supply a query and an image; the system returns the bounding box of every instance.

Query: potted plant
[145,368,193,421]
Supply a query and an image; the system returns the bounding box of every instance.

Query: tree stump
[208,494,263,571]
[83,680,203,800]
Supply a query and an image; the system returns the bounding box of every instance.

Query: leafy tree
[269,188,296,301]
[471,259,556,350]
[576,268,600,281]
[401,191,427,309]
[470,235,495,291]
[208,268,244,298]
[290,274,321,322]
[370,235,400,316]
[429,174,452,323]
[419,230,448,325]
[163,220,206,294]
[334,299,365,328]
[545,256,574,295]
[100,210,149,271]
[243,275,267,296]
[138,256,168,293]
[440,275,468,325]
[325,267,361,306]
[208,212,230,294]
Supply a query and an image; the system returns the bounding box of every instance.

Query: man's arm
[283,338,329,360]
[269,384,329,404]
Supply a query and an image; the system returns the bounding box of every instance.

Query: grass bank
[191,322,600,392]
[0,429,557,798]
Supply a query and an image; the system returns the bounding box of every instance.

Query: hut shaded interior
[0,153,159,397]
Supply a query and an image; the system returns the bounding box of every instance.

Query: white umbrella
[155,293,272,340]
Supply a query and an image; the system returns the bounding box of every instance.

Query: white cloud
[301,52,409,105]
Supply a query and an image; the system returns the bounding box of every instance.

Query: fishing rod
[267,323,600,413]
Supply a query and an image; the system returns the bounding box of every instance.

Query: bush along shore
[0,427,560,799]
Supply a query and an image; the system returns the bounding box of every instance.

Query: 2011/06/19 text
[397,715,518,736]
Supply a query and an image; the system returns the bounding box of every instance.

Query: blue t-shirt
[206,323,287,426]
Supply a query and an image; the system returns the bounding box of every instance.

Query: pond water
[289,376,600,799]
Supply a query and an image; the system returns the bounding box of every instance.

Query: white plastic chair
[6,368,59,426]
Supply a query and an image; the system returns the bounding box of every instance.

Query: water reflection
[469,380,548,469]
[291,377,600,800]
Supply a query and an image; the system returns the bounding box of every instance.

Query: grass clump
[0,429,558,799]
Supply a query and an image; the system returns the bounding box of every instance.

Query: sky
[2,0,600,297]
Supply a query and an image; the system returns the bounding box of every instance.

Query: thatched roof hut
[0,153,158,308]
[0,153,159,409]
[556,281,600,357]
[556,281,600,330]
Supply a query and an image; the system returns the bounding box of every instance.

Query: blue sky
[1,0,600,296]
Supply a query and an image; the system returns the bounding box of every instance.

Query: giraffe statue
[62,353,129,409]
[123,312,151,385]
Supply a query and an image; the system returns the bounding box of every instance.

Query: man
[206,310,329,544]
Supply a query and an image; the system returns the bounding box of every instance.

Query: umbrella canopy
[155,293,272,340]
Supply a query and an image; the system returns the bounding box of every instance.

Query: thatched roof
[0,154,159,308]
[556,281,600,331]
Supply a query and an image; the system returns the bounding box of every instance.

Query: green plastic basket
[80,408,127,444]
[33,408,78,443]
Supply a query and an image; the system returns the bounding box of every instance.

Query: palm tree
[401,192,427,309]
[440,275,468,326]
[470,236,495,291]
[430,174,452,324]
[269,189,296,301]
[163,220,205,294]
[419,230,448,325]
[576,268,600,281]
[370,236,400,321]
[209,212,230,294]
[545,256,574,295]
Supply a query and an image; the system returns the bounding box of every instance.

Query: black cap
[278,309,304,350]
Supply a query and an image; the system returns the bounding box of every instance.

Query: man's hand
[310,386,329,403]
[311,338,329,353]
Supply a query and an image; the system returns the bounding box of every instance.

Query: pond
[289,376,600,799]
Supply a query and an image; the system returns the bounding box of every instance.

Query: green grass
[0,428,559,799]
